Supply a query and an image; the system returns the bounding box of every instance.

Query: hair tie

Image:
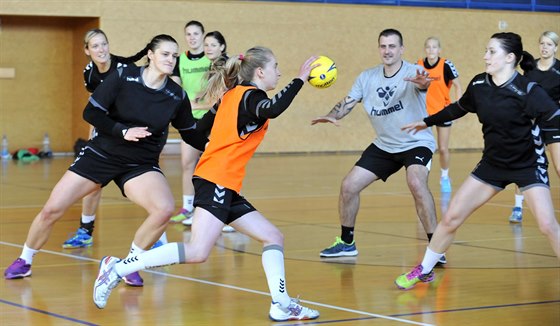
[239,54,244,61]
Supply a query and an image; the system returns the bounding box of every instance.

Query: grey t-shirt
[348,60,435,153]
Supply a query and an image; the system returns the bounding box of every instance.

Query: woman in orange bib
[93,47,321,322]
[418,37,462,193]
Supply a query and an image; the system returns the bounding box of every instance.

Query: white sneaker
[93,256,122,309]
[268,297,319,321]
[222,225,235,232]
[181,216,194,226]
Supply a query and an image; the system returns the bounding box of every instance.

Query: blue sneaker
[320,236,358,257]
[509,207,523,223]
[440,177,452,193]
[62,227,93,249]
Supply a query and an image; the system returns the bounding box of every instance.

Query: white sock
[127,242,145,259]
[262,245,290,308]
[514,194,524,208]
[81,214,96,224]
[115,243,183,276]
[20,244,39,264]
[158,232,168,245]
[183,195,194,211]
[441,169,449,178]
[420,247,443,273]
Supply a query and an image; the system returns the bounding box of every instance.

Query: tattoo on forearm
[330,97,357,119]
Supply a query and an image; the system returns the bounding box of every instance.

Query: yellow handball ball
[308,56,337,89]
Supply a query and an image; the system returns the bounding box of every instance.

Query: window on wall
[256,0,559,12]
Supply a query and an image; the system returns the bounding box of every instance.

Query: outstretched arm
[311,96,358,126]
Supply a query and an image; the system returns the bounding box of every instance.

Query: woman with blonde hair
[93,47,321,321]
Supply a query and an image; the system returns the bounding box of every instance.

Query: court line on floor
[0,241,432,326]
[0,298,98,326]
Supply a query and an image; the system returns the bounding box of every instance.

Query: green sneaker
[170,208,193,223]
[395,264,434,290]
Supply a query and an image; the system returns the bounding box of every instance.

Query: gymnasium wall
[1,0,558,153]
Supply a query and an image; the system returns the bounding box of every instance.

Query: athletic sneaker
[508,207,523,223]
[268,297,320,321]
[93,256,122,309]
[122,271,143,287]
[4,258,32,279]
[440,177,452,193]
[62,227,93,248]
[436,254,447,266]
[395,264,435,290]
[171,208,193,223]
[222,225,235,232]
[319,236,358,257]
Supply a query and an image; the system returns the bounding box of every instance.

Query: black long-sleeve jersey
[83,65,207,163]
[526,58,560,102]
[83,53,145,93]
[424,71,560,169]
[197,79,305,136]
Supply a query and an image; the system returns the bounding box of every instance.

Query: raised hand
[404,69,432,89]
[298,56,320,82]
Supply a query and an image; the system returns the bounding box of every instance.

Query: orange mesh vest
[194,85,269,193]
[418,58,452,115]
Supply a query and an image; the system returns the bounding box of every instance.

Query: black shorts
[69,145,164,196]
[192,177,256,224]
[355,144,433,181]
[435,121,453,128]
[471,160,550,191]
[543,130,560,145]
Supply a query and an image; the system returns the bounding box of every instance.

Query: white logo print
[213,185,225,204]
[415,156,424,162]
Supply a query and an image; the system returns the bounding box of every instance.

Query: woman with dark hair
[395,32,560,291]
[4,35,208,289]
[93,47,321,322]
[63,29,149,255]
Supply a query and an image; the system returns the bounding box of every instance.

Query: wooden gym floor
[0,152,558,325]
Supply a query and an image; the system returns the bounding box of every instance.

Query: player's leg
[395,175,498,290]
[171,142,200,223]
[231,211,319,321]
[523,186,560,258]
[5,171,99,279]
[62,189,101,248]
[436,124,452,193]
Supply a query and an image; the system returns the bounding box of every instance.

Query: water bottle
[1,134,10,160]
[42,133,53,158]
